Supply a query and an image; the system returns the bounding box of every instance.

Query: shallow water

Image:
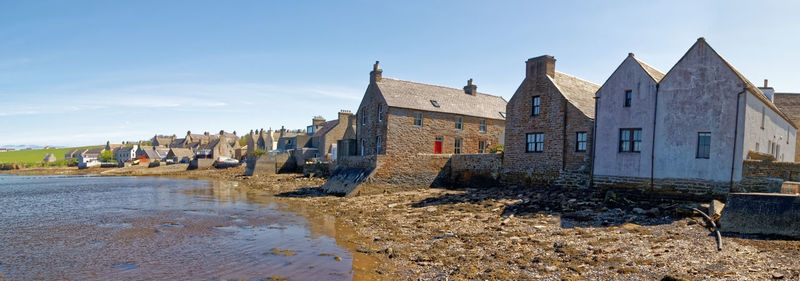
[0,175,360,280]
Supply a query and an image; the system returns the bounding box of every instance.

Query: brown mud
[3,166,800,280]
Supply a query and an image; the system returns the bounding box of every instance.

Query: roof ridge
[631,57,666,82]
[381,77,505,100]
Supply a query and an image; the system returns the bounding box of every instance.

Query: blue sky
[2,0,799,147]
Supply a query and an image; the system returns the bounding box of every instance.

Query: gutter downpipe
[591,96,599,188]
[730,88,746,191]
[650,84,659,189]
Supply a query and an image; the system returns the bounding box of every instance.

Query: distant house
[195,136,236,159]
[43,153,56,163]
[166,148,194,163]
[114,145,139,163]
[105,141,123,152]
[773,90,800,161]
[312,110,356,163]
[64,149,84,159]
[78,148,105,169]
[136,146,170,162]
[152,135,177,147]
[276,127,308,151]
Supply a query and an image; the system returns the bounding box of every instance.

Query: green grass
[0,146,102,164]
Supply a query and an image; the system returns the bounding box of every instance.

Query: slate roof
[84,148,105,157]
[312,120,339,137]
[169,138,186,148]
[549,72,600,118]
[140,148,159,159]
[632,57,666,83]
[116,147,134,153]
[168,148,194,158]
[375,78,507,120]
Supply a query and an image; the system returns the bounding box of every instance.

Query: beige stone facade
[773,93,800,162]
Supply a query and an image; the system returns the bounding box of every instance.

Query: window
[361,108,366,125]
[696,132,710,159]
[576,132,587,152]
[479,120,487,132]
[377,104,383,122]
[478,141,486,153]
[526,133,544,153]
[756,142,760,152]
[413,112,423,127]
[360,139,365,156]
[776,145,781,159]
[376,136,382,154]
[619,128,642,152]
[761,107,765,129]
[624,90,632,107]
[455,117,463,130]
[454,139,462,154]
[532,96,541,116]
[434,137,443,154]
[430,100,440,107]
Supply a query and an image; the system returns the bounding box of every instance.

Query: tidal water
[0,175,362,280]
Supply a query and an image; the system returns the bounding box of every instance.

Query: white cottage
[593,38,797,197]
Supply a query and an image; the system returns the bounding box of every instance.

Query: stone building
[593,38,797,197]
[152,135,176,147]
[502,55,600,186]
[773,90,800,162]
[356,61,506,158]
[311,110,356,163]
[114,145,138,163]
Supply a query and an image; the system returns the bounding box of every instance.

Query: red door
[434,137,443,154]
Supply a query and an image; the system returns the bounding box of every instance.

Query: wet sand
[3,166,800,280]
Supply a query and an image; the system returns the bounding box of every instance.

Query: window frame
[413,112,423,127]
[377,104,383,122]
[696,132,710,159]
[576,132,587,152]
[455,117,463,130]
[478,140,486,154]
[376,136,382,155]
[619,128,642,153]
[360,107,366,126]
[531,96,541,116]
[624,90,632,107]
[526,133,544,153]
[479,120,487,132]
[454,138,462,154]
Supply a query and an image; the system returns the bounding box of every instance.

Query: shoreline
[3,166,800,280]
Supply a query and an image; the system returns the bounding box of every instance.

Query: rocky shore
[3,166,799,280]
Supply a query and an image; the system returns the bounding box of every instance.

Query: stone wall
[450,153,502,188]
[243,153,294,176]
[386,107,505,156]
[188,158,214,170]
[773,93,800,162]
[742,160,800,181]
[592,173,783,201]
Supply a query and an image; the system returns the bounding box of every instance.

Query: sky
[2,0,800,147]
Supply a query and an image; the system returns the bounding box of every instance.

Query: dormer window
[430,100,440,107]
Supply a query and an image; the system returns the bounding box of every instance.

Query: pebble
[544,265,557,272]
[772,273,784,279]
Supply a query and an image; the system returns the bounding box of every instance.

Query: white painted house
[593,38,797,196]
[114,145,138,163]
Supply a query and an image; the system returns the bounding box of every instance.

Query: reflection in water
[0,175,365,280]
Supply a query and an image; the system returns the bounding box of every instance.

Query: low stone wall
[372,154,452,188]
[188,158,214,170]
[303,162,330,177]
[243,153,294,176]
[450,153,502,188]
[743,160,800,181]
[720,193,800,238]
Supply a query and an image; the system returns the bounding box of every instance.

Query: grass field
[0,146,102,164]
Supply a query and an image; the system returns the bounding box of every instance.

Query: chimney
[463,78,477,95]
[526,55,556,80]
[338,109,353,123]
[764,79,769,88]
[312,116,326,128]
[759,78,775,103]
[370,61,382,83]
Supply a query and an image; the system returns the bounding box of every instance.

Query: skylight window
[430,100,440,107]
[499,112,506,118]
